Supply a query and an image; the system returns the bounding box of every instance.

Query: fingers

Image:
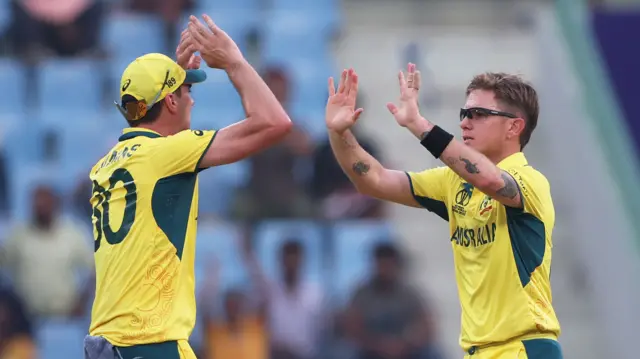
[344,68,354,94]
[187,55,202,70]
[413,70,421,91]
[202,14,220,35]
[188,15,210,44]
[337,69,347,94]
[398,71,407,90]
[387,103,398,115]
[176,29,193,54]
[352,108,364,122]
[328,77,336,96]
[347,69,358,101]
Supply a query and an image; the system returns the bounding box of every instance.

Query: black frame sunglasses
[459,107,518,121]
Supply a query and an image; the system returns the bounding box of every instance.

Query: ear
[509,117,526,138]
[163,93,179,114]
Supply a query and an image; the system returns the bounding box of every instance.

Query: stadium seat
[36,319,86,359]
[37,59,103,112]
[195,221,248,291]
[102,14,165,62]
[253,220,324,284]
[331,220,394,306]
[260,16,333,64]
[0,59,27,115]
[187,2,258,51]
[54,119,117,189]
[190,68,244,116]
[3,120,47,167]
[197,160,251,216]
[0,0,10,35]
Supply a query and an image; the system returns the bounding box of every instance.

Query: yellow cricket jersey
[407,152,560,351]
[88,127,216,346]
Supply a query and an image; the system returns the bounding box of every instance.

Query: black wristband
[420,125,454,159]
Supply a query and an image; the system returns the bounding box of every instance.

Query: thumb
[387,103,398,115]
[352,108,364,122]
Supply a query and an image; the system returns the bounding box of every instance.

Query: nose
[460,116,472,130]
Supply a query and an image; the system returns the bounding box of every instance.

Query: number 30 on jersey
[92,168,137,252]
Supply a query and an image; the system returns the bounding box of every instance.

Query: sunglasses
[115,70,171,121]
[459,107,518,121]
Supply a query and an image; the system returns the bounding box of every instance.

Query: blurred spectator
[0,185,94,319]
[231,67,315,221]
[310,123,384,220]
[0,287,36,359]
[0,152,7,216]
[243,238,324,359]
[343,243,442,359]
[199,258,268,359]
[123,0,194,54]
[8,0,104,60]
[70,178,92,221]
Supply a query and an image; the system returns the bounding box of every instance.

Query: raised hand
[187,14,244,71]
[387,63,422,127]
[176,29,201,70]
[326,68,364,134]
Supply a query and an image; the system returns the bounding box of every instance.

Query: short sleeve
[506,166,552,219]
[153,129,216,176]
[405,167,451,221]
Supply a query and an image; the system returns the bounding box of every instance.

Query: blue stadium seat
[191,68,244,115]
[55,119,117,191]
[254,220,324,284]
[195,221,248,291]
[37,319,86,359]
[3,120,47,167]
[180,7,257,53]
[197,160,250,216]
[37,59,103,112]
[0,59,27,115]
[102,14,165,63]
[260,16,333,64]
[331,220,394,306]
[0,0,10,35]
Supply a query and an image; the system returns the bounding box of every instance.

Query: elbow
[261,114,293,140]
[476,174,504,194]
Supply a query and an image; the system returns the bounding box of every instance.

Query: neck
[488,148,520,165]
[136,121,178,137]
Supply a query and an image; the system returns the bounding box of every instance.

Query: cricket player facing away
[84,15,292,359]
[324,66,563,359]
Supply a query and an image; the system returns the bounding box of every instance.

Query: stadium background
[0,0,639,358]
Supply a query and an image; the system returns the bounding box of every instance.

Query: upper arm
[363,168,420,208]
[405,167,451,220]
[152,129,217,175]
[199,117,292,168]
[504,166,551,217]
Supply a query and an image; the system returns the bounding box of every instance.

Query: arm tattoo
[352,161,371,176]
[459,157,480,174]
[496,172,519,199]
[419,130,430,141]
[444,156,458,166]
[341,136,357,149]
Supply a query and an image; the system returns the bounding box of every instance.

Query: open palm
[326,69,364,134]
[387,63,422,127]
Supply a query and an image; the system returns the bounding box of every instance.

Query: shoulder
[508,165,551,193]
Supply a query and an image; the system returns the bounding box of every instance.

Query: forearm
[226,60,290,129]
[328,130,384,193]
[406,118,505,193]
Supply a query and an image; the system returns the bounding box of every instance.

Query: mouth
[462,136,474,143]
